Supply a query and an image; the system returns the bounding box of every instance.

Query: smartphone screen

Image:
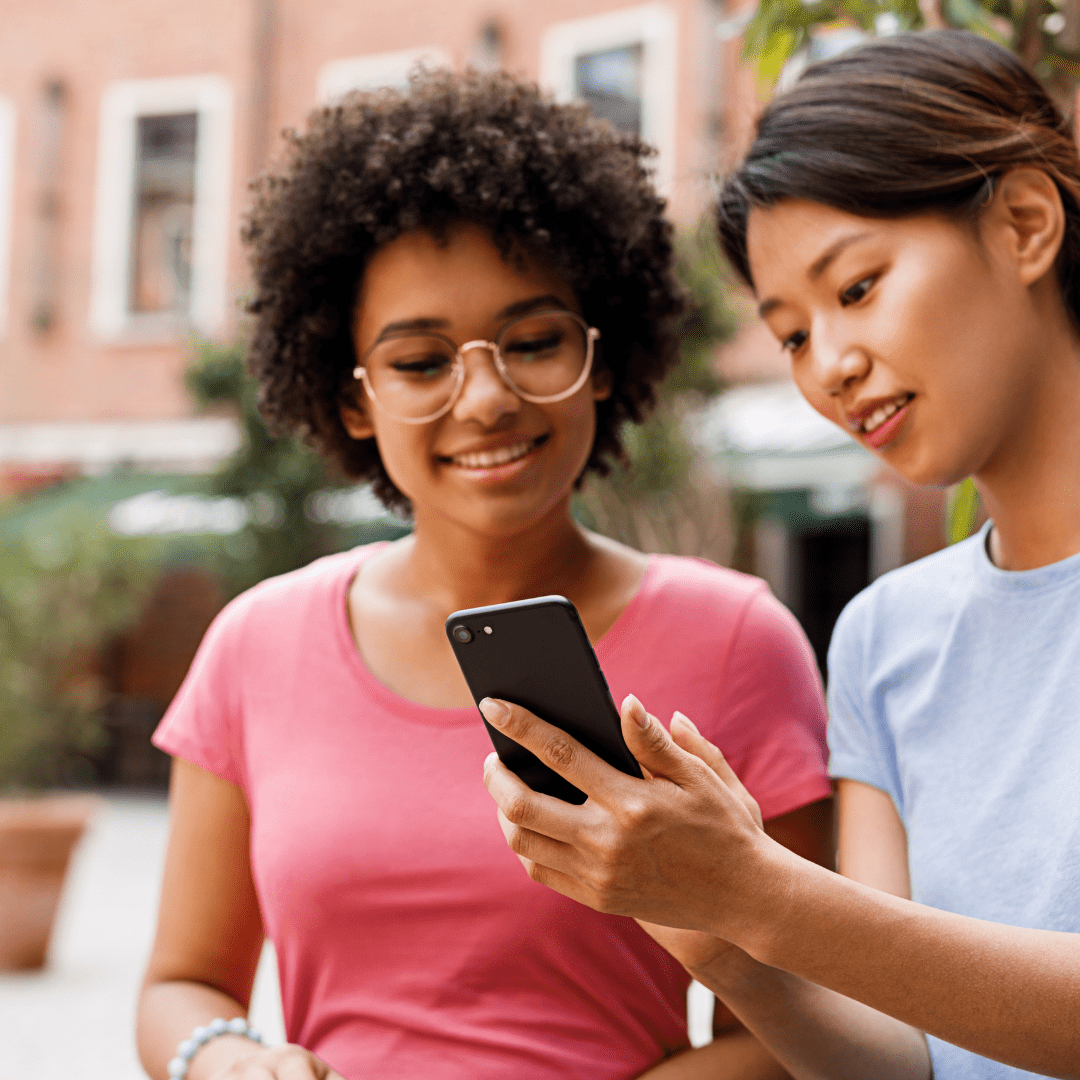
[446,595,643,804]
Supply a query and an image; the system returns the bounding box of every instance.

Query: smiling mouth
[439,433,550,469]
[860,394,914,434]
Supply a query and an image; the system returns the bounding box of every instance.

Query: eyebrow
[756,231,873,319]
[375,294,569,340]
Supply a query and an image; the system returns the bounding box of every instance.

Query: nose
[451,342,522,426]
[809,319,871,397]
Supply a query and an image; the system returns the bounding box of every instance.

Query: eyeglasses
[352,309,601,424]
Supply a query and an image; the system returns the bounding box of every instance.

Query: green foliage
[186,341,353,595]
[576,220,739,561]
[671,223,740,397]
[742,0,1080,96]
[0,508,155,790]
[947,477,981,543]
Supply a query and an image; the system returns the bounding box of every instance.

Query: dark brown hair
[718,30,1080,323]
[243,68,683,511]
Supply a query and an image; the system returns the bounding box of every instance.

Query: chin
[884,444,975,489]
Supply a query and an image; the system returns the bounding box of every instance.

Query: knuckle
[526,859,547,884]
[506,823,532,857]
[620,795,651,827]
[502,791,535,828]
[543,731,577,771]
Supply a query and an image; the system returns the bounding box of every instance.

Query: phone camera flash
[484,626,493,635]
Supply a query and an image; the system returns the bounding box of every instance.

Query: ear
[985,168,1065,288]
[591,367,613,403]
[340,377,375,440]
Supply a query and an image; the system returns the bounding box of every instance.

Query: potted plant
[0,504,152,969]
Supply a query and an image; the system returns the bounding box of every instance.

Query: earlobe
[591,368,613,403]
[340,392,375,441]
[992,168,1065,287]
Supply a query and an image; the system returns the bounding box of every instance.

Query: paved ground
[0,796,711,1079]
[0,796,284,1080]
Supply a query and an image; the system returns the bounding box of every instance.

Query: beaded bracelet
[167,1016,265,1078]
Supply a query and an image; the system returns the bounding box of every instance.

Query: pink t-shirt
[153,547,829,1079]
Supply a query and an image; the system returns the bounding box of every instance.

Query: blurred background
[5,0,1063,1072]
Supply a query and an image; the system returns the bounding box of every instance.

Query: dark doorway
[795,517,871,680]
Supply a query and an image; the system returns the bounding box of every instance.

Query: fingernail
[624,693,650,728]
[480,698,509,728]
[483,751,498,776]
[672,711,700,735]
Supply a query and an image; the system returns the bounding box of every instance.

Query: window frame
[540,3,678,194]
[90,75,233,341]
[0,97,14,339]
[317,47,452,104]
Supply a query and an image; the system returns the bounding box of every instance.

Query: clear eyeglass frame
[351,309,601,425]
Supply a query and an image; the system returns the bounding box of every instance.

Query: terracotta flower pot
[0,794,98,971]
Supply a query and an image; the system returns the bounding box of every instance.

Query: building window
[0,97,14,339]
[574,43,644,135]
[131,112,197,315]
[318,47,452,104]
[91,76,232,340]
[541,4,677,192]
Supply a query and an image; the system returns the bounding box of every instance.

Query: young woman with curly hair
[482,31,1080,1080]
[136,69,833,1080]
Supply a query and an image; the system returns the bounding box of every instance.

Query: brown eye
[782,329,808,353]
[841,276,875,306]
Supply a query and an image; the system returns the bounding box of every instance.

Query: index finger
[483,749,588,846]
[479,697,633,802]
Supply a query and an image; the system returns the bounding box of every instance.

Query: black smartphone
[446,595,643,804]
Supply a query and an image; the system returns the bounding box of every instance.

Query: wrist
[172,1018,265,1080]
[709,832,803,963]
[186,1036,265,1080]
[687,935,777,995]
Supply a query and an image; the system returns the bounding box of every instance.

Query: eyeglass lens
[362,311,589,421]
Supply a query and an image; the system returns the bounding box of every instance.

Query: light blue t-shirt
[827,522,1080,1080]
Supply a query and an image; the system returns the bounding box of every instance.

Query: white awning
[693,381,880,491]
[0,417,241,473]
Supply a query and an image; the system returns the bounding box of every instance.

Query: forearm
[637,1029,790,1080]
[726,842,1080,1078]
[137,979,263,1080]
[691,948,929,1080]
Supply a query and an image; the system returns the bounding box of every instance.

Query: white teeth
[450,440,537,469]
[861,396,910,434]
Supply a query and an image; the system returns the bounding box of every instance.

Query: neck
[974,321,1080,571]
[402,499,597,611]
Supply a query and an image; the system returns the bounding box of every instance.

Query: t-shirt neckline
[973,519,1080,594]
[332,542,659,728]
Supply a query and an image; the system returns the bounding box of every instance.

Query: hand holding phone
[445,595,642,803]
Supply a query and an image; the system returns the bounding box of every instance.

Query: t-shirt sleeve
[711,587,831,821]
[151,595,249,788]
[825,593,903,811]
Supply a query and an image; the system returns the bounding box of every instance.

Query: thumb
[670,712,763,828]
[620,694,702,786]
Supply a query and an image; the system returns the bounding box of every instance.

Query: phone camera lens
[452,624,473,644]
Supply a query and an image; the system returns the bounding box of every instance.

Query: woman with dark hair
[482,30,1080,1080]
[135,70,833,1080]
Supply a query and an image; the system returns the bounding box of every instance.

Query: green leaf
[947,478,980,544]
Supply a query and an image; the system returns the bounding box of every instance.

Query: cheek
[368,425,432,497]
[792,364,842,426]
[560,396,600,459]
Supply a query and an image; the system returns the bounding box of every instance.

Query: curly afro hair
[243,67,685,511]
